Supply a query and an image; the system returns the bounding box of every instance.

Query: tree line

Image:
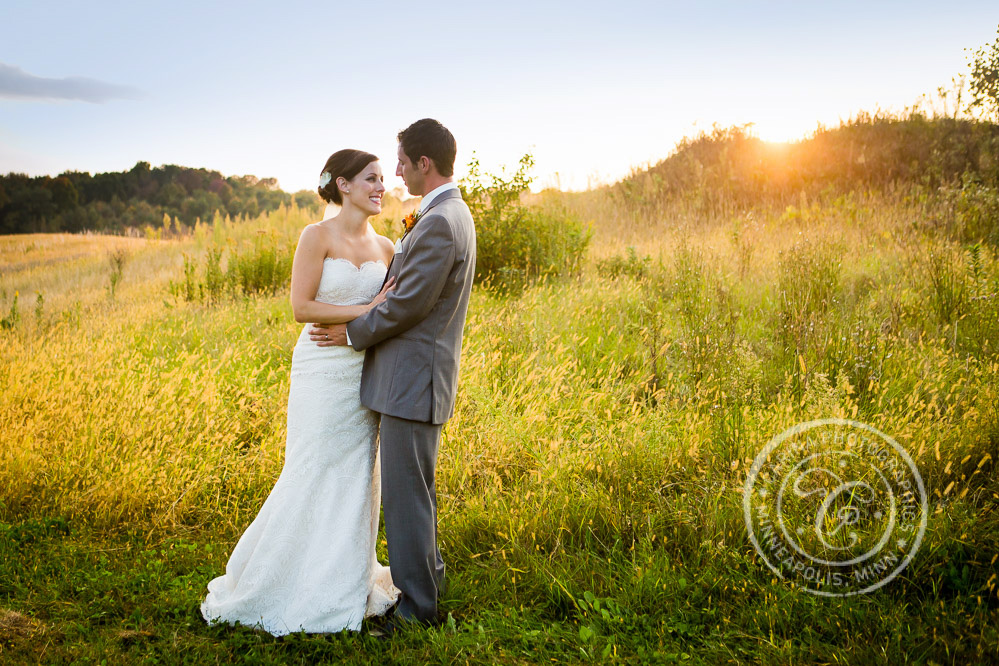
[0,161,321,235]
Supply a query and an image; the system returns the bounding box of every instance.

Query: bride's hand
[367,276,396,310]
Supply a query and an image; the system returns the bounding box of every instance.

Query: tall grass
[1,120,998,662]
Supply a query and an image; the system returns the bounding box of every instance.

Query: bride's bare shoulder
[373,233,395,263]
[296,223,336,255]
[299,221,335,238]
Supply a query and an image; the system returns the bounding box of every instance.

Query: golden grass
[0,192,996,597]
[0,183,997,662]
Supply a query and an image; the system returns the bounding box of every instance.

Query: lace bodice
[315,257,387,307]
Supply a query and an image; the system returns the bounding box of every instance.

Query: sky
[0,1,996,193]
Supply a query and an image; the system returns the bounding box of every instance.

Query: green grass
[0,509,995,663]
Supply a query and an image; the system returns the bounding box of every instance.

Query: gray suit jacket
[346,189,476,424]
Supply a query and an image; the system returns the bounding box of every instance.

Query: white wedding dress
[201,257,400,635]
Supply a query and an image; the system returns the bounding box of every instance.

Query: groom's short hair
[398,119,456,177]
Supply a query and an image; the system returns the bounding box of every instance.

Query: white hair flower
[319,171,332,188]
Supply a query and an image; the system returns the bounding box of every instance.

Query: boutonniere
[401,210,422,240]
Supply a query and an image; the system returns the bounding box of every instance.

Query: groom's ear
[418,156,436,175]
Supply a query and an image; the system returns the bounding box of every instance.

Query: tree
[293,190,321,212]
[45,176,79,210]
[182,190,223,224]
[155,182,187,210]
[0,163,296,235]
[968,26,999,121]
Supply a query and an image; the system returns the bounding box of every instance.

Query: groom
[311,118,476,627]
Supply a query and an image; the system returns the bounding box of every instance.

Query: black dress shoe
[364,600,401,636]
[369,611,445,639]
[369,616,409,640]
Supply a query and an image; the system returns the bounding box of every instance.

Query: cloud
[0,63,142,103]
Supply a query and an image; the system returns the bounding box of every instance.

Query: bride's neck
[333,205,369,235]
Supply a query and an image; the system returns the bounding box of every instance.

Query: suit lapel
[396,189,461,262]
[420,188,461,216]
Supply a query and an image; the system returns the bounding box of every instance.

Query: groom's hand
[309,323,348,347]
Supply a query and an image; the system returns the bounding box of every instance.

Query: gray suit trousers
[379,414,445,623]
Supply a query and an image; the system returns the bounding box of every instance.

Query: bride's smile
[342,163,386,216]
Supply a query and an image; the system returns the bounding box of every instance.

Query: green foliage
[170,232,294,304]
[179,253,200,303]
[819,317,891,405]
[777,240,842,334]
[228,232,294,297]
[595,246,652,280]
[968,25,999,120]
[107,249,128,300]
[944,179,999,246]
[0,290,18,330]
[202,247,226,303]
[462,154,591,293]
[923,246,970,325]
[774,239,843,396]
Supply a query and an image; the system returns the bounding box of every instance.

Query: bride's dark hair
[318,149,378,205]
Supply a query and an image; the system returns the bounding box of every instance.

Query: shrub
[107,249,128,300]
[595,246,652,280]
[228,231,293,297]
[921,245,970,325]
[968,25,999,121]
[948,180,999,246]
[0,291,18,330]
[202,247,225,303]
[169,231,293,303]
[462,154,590,293]
[775,239,842,354]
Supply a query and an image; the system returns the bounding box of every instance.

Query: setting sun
[750,117,824,145]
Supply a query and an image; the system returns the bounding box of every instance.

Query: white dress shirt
[419,182,459,214]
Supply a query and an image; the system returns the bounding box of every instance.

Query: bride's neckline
[323,256,386,271]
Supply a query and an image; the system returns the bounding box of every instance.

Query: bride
[201,149,401,635]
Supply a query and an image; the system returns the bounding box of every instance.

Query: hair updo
[317,149,378,205]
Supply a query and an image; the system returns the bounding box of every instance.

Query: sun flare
[750,117,820,145]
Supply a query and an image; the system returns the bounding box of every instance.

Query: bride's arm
[290,226,390,324]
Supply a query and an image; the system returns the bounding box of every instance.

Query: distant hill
[0,162,323,236]
[612,114,999,211]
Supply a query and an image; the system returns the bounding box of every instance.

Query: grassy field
[2,133,999,663]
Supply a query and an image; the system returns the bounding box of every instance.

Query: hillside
[619,113,999,203]
[534,114,999,254]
